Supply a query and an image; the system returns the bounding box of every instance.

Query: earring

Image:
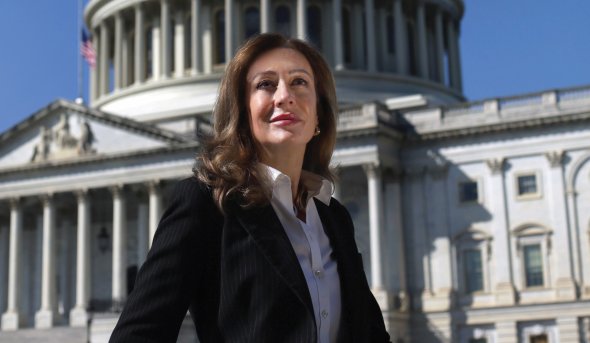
[314,126,321,136]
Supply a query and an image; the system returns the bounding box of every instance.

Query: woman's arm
[109,178,215,343]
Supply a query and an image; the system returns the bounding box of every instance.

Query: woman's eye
[256,80,275,90]
[292,78,308,86]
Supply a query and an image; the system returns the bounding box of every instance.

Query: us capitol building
[1,0,590,342]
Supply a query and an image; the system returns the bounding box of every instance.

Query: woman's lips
[270,113,299,125]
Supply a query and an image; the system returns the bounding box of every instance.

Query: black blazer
[110,177,390,343]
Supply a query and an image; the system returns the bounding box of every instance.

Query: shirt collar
[262,164,333,206]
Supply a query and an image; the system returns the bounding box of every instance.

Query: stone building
[1,0,590,342]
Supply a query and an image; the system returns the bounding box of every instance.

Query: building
[1,0,590,342]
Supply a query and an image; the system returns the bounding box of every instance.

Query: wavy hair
[196,33,338,212]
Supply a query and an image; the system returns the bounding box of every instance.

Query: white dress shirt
[263,165,342,343]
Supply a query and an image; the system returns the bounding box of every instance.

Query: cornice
[0,142,199,177]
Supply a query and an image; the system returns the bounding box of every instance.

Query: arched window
[275,5,291,37]
[244,6,260,39]
[214,9,225,64]
[307,5,321,49]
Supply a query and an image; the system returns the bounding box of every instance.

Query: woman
[110,33,390,343]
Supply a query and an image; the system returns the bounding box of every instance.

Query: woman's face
[246,48,317,160]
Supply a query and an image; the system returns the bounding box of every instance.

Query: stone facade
[1,1,590,342]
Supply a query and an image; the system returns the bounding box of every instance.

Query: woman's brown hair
[196,33,338,212]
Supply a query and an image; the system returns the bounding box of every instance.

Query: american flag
[81,29,96,68]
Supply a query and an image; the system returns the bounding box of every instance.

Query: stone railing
[441,84,590,118]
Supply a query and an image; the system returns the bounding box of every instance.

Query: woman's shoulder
[169,176,217,210]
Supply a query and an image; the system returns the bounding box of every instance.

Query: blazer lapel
[233,203,314,317]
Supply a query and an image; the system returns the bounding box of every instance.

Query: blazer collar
[233,203,315,318]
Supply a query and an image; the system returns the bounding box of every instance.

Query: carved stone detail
[545,150,565,168]
[486,158,505,175]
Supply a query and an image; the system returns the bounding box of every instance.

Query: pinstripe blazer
[109,177,390,343]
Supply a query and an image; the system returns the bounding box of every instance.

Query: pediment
[0,99,192,171]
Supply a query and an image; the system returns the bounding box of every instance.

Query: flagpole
[76,0,84,104]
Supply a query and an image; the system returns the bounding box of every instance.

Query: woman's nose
[274,82,293,106]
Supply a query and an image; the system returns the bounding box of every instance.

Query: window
[530,334,548,343]
[307,6,322,49]
[214,10,225,64]
[244,7,260,39]
[464,249,484,293]
[523,244,544,287]
[275,5,291,37]
[459,180,479,203]
[517,174,538,197]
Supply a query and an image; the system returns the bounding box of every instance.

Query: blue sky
[1,0,589,133]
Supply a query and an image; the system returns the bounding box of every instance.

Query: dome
[85,0,465,128]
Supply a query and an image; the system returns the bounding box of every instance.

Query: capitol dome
[85,0,465,132]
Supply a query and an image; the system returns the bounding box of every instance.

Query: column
[446,18,462,91]
[191,0,201,75]
[496,321,518,343]
[202,4,212,74]
[114,13,123,90]
[364,163,384,289]
[434,9,445,83]
[99,21,110,95]
[161,0,171,78]
[35,194,56,328]
[260,0,270,33]
[148,181,163,248]
[393,0,408,74]
[152,18,161,79]
[352,3,364,68]
[90,28,99,102]
[134,3,145,84]
[70,190,91,327]
[111,185,127,310]
[137,203,149,265]
[224,0,234,63]
[421,164,453,311]
[416,1,429,78]
[174,11,186,77]
[296,0,307,40]
[332,0,344,70]
[364,0,376,72]
[486,158,516,305]
[1,199,22,330]
[0,223,9,317]
[545,151,577,299]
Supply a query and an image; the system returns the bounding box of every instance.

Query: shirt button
[314,269,322,277]
[321,310,328,319]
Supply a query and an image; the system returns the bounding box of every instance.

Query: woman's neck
[261,149,304,200]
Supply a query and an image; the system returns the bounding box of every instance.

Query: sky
[0,0,589,133]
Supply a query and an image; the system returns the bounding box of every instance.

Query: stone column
[364,0,376,72]
[70,190,91,327]
[161,0,171,78]
[1,199,22,330]
[260,0,270,33]
[416,1,429,78]
[446,18,462,91]
[296,0,307,40]
[202,4,212,74]
[486,158,516,305]
[90,28,99,102]
[152,17,161,79]
[174,11,186,78]
[134,3,146,84]
[393,0,407,74]
[332,0,344,70]
[35,194,56,328]
[224,0,234,63]
[111,185,127,309]
[191,0,201,75]
[434,9,445,83]
[114,13,123,90]
[352,3,364,68]
[545,151,577,299]
[364,163,384,289]
[148,181,163,248]
[99,21,110,95]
